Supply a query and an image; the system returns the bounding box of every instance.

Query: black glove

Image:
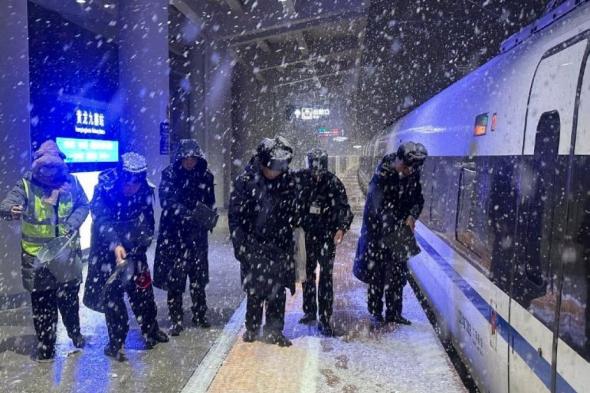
[191,202,219,231]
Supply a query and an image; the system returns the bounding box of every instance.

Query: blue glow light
[56,137,119,163]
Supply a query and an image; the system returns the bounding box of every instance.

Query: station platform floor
[0,218,467,393]
[182,220,467,393]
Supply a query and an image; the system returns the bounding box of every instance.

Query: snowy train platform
[182,221,467,393]
[0,219,466,393]
[0,226,244,393]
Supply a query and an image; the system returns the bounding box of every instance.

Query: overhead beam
[224,9,366,45]
[170,0,202,28]
[224,0,245,15]
[272,69,354,88]
[245,34,360,71]
[258,48,358,72]
[256,39,271,53]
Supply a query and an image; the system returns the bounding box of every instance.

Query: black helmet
[306,148,328,175]
[256,135,293,172]
[396,142,428,168]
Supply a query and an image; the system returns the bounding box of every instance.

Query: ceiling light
[76,0,86,4]
[333,137,348,142]
[353,145,362,149]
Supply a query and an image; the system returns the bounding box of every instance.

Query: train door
[510,38,588,393]
[551,43,590,393]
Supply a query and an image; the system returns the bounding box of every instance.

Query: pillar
[0,0,31,302]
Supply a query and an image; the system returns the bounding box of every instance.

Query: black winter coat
[297,170,353,237]
[228,158,303,296]
[83,169,155,312]
[153,159,215,291]
[353,160,424,285]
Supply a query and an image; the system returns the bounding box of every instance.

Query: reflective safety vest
[21,178,75,256]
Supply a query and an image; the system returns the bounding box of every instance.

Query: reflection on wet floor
[0,230,243,393]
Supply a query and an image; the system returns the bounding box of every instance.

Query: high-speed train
[358,1,590,392]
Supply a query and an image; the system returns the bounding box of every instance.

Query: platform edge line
[180,297,247,393]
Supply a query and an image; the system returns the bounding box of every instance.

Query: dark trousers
[245,286,286,334]
[31,283,81,356]
[167,278,207,325]
[104,274,159,351]
[368,258,408,319]
[302,233,335,324]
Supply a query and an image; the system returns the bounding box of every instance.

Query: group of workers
[0,135,427,362]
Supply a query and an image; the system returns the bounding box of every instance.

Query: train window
[488,157,518,292]
[559,60,590,360]
[560,155,590,361]
[428,157,460,236]
[474,113,489,136]
[455,161,493,272]
[514,111,569,335]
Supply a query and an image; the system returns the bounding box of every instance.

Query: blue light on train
[56,137,119,163]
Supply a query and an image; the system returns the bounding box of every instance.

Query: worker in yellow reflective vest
[0,140,89,362]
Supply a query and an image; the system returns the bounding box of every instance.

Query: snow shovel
[34,231,82,283]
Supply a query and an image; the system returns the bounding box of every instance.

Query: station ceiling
[29,0,550,126]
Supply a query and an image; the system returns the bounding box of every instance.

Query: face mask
[39,167,59,177]
[267,159,289,173]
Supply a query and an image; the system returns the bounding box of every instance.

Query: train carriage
[358,1,590,392]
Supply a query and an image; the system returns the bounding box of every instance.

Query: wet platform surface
[0,222,244,393]
[184,220,467,393]
[1,215,466,393]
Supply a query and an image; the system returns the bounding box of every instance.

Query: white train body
[359,2,590,392]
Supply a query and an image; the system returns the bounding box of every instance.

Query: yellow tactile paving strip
[205,219,466,393]
[206,294,310,393]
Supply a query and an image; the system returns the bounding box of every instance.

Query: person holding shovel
[0,140,89,362]
[83,152,168,361]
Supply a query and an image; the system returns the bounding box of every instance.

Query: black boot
[391,315,412,325]
[370,314,385,329]
[32,349,55,363]
[298,313,317,324]
[192,315,211,329]
[318,321,335,337]
[104,343,126,362]
[265,331,292,347]
[146,329,169,348]
[168,323,184,337]
[242,330,257,343]
[71,334,86,348]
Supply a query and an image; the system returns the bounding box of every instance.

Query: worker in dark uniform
[154,139,217,336]
[83,152,168,361]
[298,148,353,336]
[228,136,302,347]
[0,140,88,362]
[353,142,427,326]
